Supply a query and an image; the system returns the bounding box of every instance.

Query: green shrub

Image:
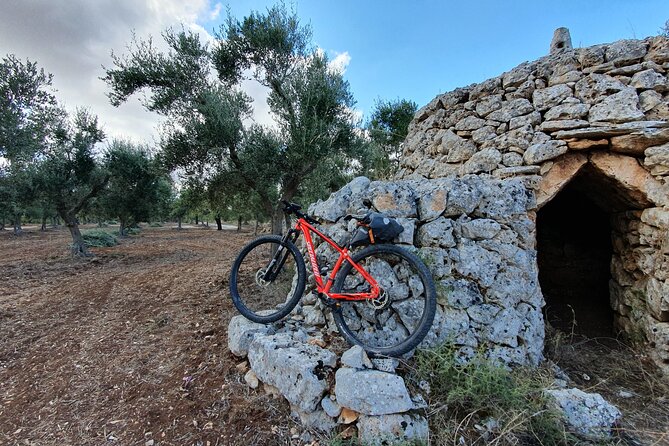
[149,222,163,227]
[82,229,118,247]
[126,226,141,235]
[413,343,574,445]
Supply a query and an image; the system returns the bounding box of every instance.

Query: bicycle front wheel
[229,235,306,324]
[331,244,437,357]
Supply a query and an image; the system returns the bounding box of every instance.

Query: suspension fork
[264,228,300,281]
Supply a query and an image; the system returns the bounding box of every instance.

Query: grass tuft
[412,343,575,445]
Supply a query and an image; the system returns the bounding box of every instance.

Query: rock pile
[229,316,429,445]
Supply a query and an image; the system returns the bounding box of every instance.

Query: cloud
[0,0,225,144]
[0,1,353,147]
[209,2,223,21]
[328,51,351,74]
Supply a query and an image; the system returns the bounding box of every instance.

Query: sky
[0,0,667,145]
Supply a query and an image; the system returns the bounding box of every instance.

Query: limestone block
[524,140,568,165]
[502,152,524,167]
[509,111,541,130]
[454,115,487,131]
[416,186,448,222]
[639,90,663,112]
[474,178,535,220]
[630,69,668,92]
[575,73,627,104]
[536,153,588,208]
[545,388,621,439]
[321,396,342,418]
[357,414,428,446]
[460,218,502,240]
[566,138,608,150]
[589,151,668,207]
[472,125,497,144]
[486,98,535,122]
[368,181,417,218]
[532,84,572,111]
[248,333,336,412]
[453,240,502,288]
[475,94,503,117]
[394,217,415,245]
[439,130,477,162]
[469,76,502,101]
[461,148,502,174]
[646,278,669,321]
[644,143,669,176]
[228,315,275,357]
[443,177,484,217]
[641,207,669,228]
[539,120,589,132]
[605,39,647,65]
[334,368,414,415]
[290,404,337,431]
[340,345,373,369]
[416,216,455,248]
[544,103,590,121]
[438,277,484,309]
[645,36,669,64]
[589,88,644,123]
[611,127,669,156]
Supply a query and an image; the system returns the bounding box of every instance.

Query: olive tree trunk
[64,213,90,256]
[215,216,222,231]
[13,214,22,235]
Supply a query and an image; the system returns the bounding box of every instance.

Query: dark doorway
[537,181,615,338]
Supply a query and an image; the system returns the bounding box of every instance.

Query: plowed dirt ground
[0,226,298,446]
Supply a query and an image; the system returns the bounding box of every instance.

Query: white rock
[248,333,336,412]
[357,414,429,446]
[334,368,414,415]
[545,388,621,439]
[227,315,274,357]
[321,396,342,418]
[341,345,373,369]
[244,370,259,389]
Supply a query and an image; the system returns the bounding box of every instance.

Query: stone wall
[308,175,544,365]
[395,31,669,372]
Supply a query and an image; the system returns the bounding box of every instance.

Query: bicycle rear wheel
[229,235,306,324]
[331,244,436,357]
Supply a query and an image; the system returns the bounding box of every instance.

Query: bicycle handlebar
[281,200,320,225]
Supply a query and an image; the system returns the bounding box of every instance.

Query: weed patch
[412,343,575,445]
[82,229,118,247]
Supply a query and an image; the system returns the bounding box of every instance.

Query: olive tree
[103,5,364,235]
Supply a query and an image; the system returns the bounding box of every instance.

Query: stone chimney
[550,27,572,54]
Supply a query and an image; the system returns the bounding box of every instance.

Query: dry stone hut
[227,30,667,442]
[394,28,669,373]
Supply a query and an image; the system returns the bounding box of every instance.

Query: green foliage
[149,222,163,227]
[81,229,118,247]
[125,226,141,236]
[0,54,61,163]
[365,98,417,178]
[103,4,369,233]
[414,343,573,445]
[100,139,173,235]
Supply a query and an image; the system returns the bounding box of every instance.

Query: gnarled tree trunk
[41,214,47,231]
[64,213,90,256]
[215,216,222,231]
[13,214,22,235]
[237,215,242,232]
[119,216,127,236]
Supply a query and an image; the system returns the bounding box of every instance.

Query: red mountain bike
[229,201,436,357]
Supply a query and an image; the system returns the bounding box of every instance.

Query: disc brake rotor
[368,287,390,310]
[255,269,270,287]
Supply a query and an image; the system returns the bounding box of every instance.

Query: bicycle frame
[290,217,380,301]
